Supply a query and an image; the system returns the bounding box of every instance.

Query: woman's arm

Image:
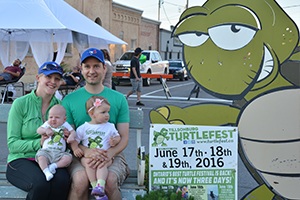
[7,99,41,154]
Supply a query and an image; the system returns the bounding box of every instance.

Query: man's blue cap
[81,48,105,64]
[38,61,63,76]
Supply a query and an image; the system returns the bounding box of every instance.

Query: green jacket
[7,90,61,163]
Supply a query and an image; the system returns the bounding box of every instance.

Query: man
[0,59,22,81]
[62,48,130,200]
[61,66,82,86]
[126,47,145,106]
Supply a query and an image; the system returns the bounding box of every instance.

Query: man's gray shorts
[0,73,12,81]
[68,152,131,186]
[130,78,142,92]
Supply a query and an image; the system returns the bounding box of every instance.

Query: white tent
[0,0,126,67]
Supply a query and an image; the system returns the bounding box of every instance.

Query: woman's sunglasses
[40,64,63,74]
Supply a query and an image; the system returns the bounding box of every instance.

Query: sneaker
[91,186,106,197]
[94,195,108,200]
[136,101,145,106]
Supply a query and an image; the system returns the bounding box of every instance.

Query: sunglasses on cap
[39,63,64,74]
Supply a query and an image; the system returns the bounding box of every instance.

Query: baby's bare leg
[96,159,113,181]
[81,157,97,183]
[56,155,72,168]
[38,155,48,170]
[38,155,53,181]
[49,155,72,174]
[96,162,108,181]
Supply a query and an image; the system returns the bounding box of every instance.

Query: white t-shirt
[41,121,74,152]
[76,122,119,150]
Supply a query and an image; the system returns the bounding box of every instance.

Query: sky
[114,0,300,31]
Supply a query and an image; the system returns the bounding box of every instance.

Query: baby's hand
[109,135,120,147]
[45,128,54,137]
[63,128,70,140]
[74,148,84,158]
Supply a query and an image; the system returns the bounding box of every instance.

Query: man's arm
[98,122,129,168]
[3,69,20,78]
[131,67,140,81]
[67,73,79,83]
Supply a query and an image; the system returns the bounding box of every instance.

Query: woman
[101,49,114,89]
[6,61,70,200]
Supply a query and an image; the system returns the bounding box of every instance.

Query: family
[6,48,131,200]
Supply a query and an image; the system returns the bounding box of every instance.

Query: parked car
[168,60,189,81]
[113,50,169,86]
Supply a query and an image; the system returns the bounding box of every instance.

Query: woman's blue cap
[38,61,63,76]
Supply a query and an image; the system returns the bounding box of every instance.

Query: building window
[119,31,124,40]
[131,39,136,49]
[95,17,102,26]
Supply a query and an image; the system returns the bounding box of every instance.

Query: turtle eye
[208,23,258,50]
[178,31,209,47]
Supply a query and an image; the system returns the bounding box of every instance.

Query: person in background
[101,49,113,89]
[61,66,83,86]
[126,47,145,106]
[62,48,130,200]
[6,61,70,200]
[0,59,22,81]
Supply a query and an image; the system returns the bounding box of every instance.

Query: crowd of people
[5,47,141,200]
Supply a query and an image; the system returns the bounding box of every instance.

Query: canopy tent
[0,0,126,67]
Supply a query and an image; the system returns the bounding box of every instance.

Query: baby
[36,104,76,181]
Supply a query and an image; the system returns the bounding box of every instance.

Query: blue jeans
[0,73,12,81]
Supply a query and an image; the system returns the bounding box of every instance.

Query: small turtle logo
[48,129,64,146]
[88,136,103,149]
[152,128,170,147]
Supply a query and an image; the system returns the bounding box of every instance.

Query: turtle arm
[150,104,240,126]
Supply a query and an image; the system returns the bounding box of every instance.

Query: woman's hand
[40,135,49,147]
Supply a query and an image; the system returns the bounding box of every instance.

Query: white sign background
[149,124,238,200]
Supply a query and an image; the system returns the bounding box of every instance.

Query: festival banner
[149,124,238,200]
